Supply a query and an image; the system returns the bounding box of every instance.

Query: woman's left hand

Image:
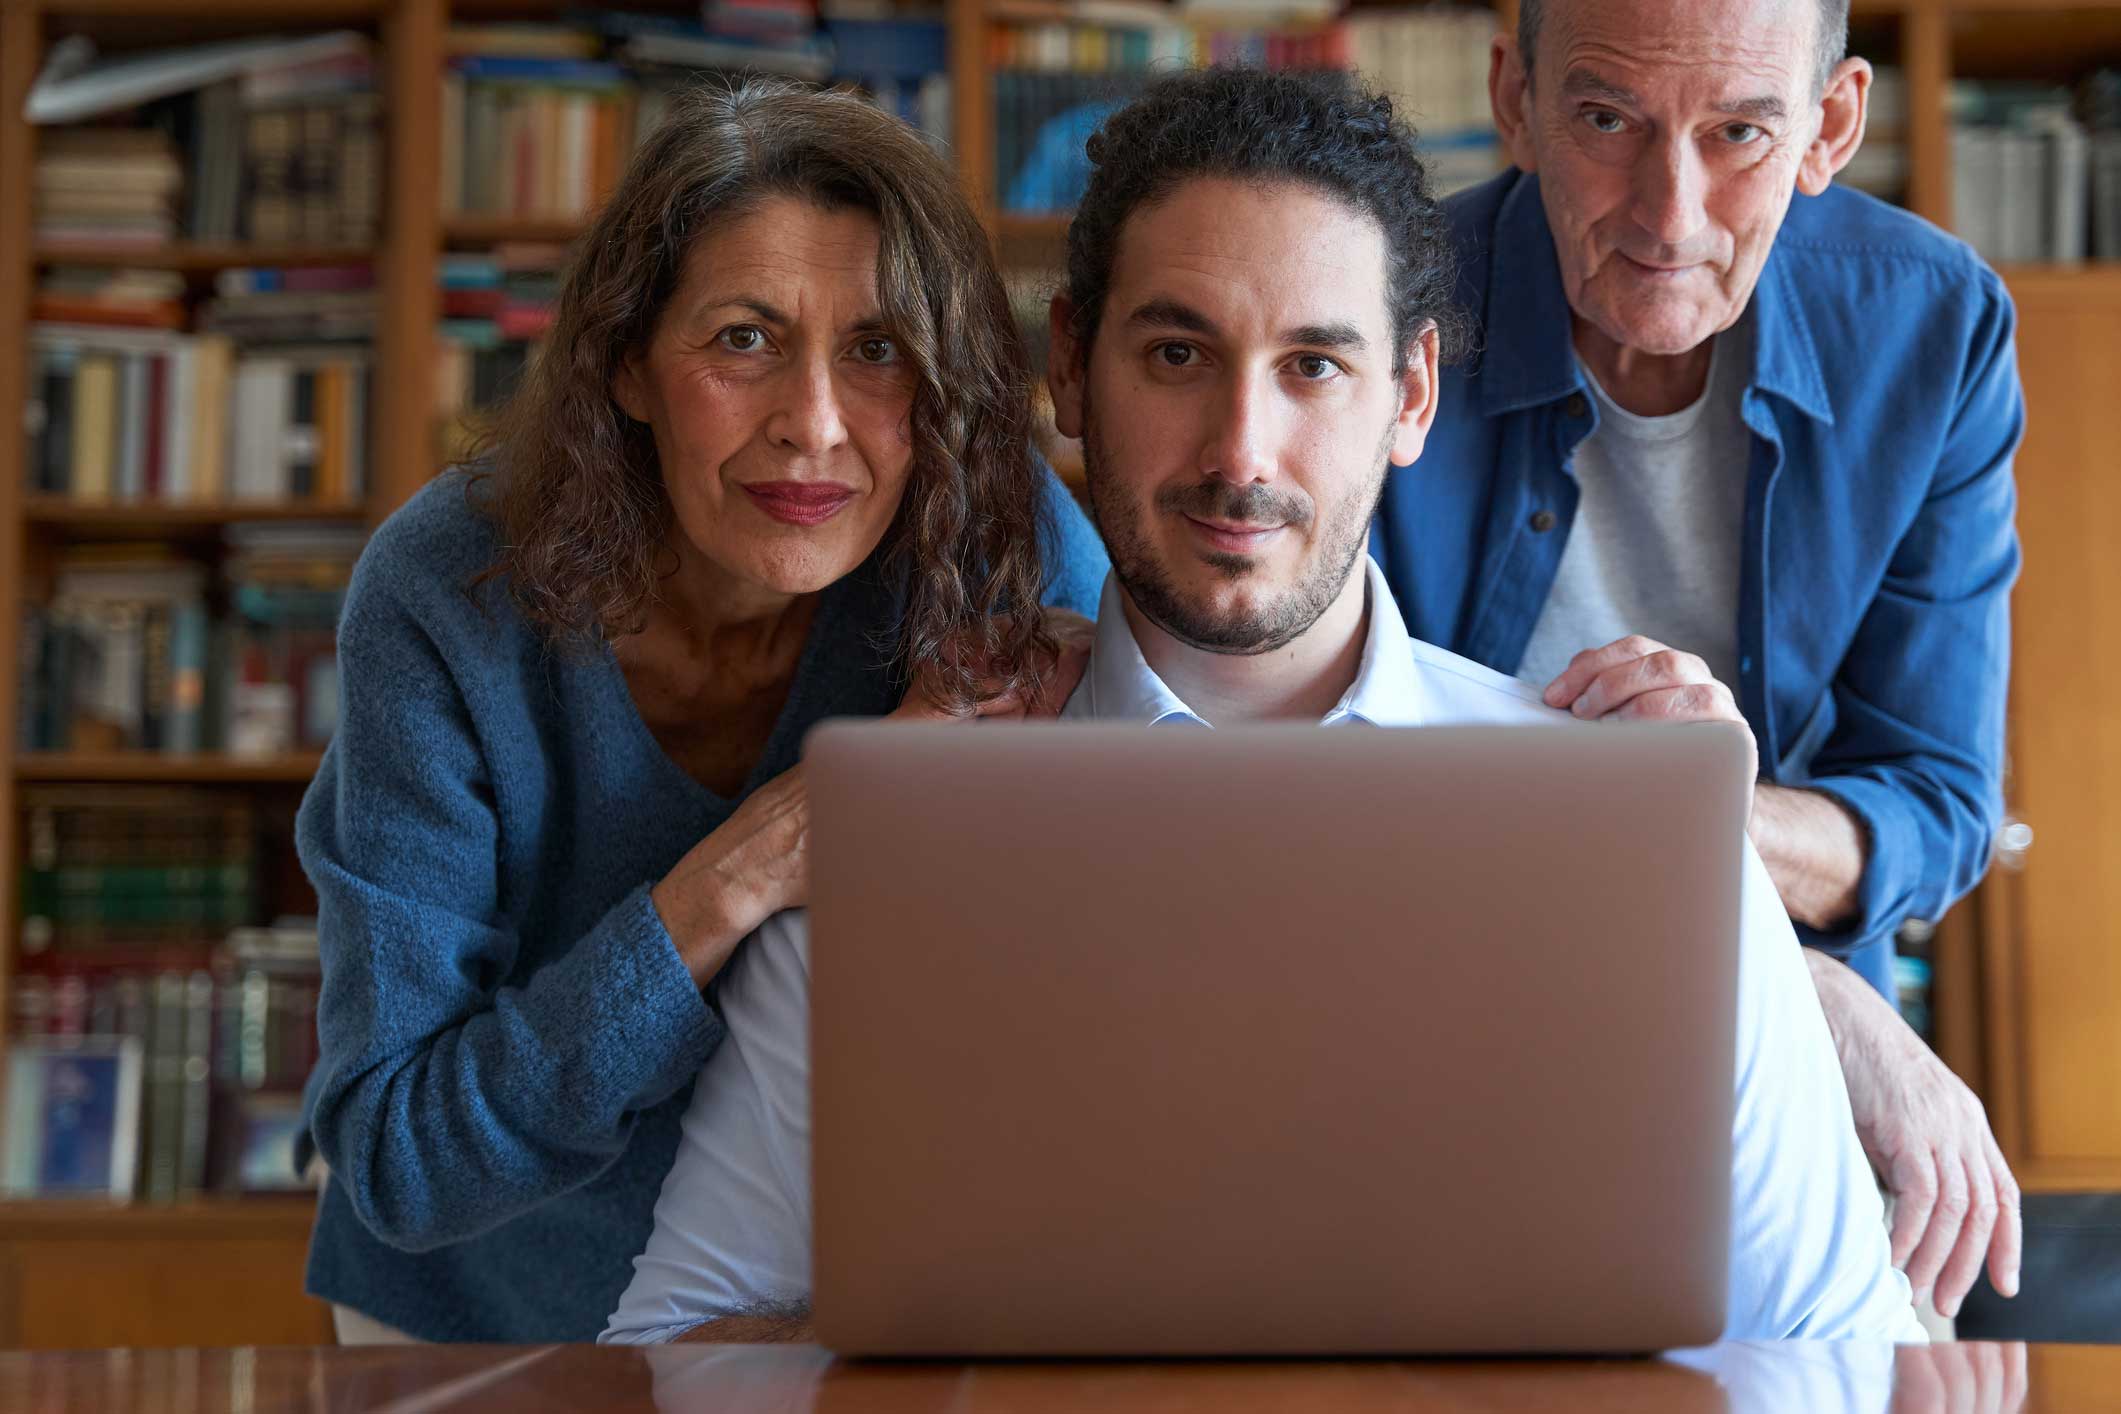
[890,608,1095,723]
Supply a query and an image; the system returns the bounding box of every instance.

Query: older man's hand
[1808,950,2022,1319]
[1541,636,1760,801]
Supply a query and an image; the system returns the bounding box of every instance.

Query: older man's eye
[1584,108,1627,135]
[718,325,765,352]
[1723,122,1764,145]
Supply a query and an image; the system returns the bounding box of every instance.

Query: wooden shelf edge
[442,216,588,248]
[25,498,370,527]
[16,753,325,784]
[39,0,383,17]
[0,1196,316,1241]
[32,244,375,272]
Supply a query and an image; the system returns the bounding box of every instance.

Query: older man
[1370,0,2023,1318]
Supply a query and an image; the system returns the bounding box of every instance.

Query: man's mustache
[1155,481,1313,530]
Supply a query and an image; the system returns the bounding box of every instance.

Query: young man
[1373,0,2023,1318]
[602,67,1921,1347]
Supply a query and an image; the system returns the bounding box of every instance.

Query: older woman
[295,80,1108,1342]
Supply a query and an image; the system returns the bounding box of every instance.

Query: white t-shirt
[1516,331,1751,692]
[602,560,1922,1345]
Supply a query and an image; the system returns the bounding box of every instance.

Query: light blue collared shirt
[603,559,1923,1345]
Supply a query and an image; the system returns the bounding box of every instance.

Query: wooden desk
[0,1341,2100,1412]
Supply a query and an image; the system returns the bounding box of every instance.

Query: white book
[1998,131,2042,265]
[27,31,370,124]
[231,358,293,502]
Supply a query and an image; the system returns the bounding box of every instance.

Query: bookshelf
[0,0,2114,1350]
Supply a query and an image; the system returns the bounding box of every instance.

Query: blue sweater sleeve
[1035,458,1110,615]
[1805,274,2021,949]
[298,552,723,1253]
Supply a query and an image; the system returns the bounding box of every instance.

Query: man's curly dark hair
[1062,65,1469,377]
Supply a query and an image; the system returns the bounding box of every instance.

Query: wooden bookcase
[0,0,2116,1349]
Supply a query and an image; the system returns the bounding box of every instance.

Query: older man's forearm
[1749,784,1867,932]
[674,1307,815,1344]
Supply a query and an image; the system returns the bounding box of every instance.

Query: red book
[143,353,167,499]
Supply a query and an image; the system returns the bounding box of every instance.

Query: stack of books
[222,523,365,757]
[439,25,635,224]
[25,265,376,507]
[27,31,381,246]
[1950,77,2100,265]
[35,128,183,249]
[230,41,382,245]
[17,527,361,759]
[436,248,562,451]
[990,0,1357,214]
[1345,6,1501,196]
[8,842,322,1204]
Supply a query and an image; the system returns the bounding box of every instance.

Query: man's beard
[1080,387,1394,657]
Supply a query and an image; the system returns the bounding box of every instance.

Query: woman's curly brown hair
[469,78,1055,713]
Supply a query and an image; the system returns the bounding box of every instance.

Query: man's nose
[1632,136,1710,250]
[1199,369,1279,485]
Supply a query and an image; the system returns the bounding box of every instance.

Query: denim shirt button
[1529,509,1558,533]
[1564,392,1590,419]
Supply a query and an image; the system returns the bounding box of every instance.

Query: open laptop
[805,722,1749,1357]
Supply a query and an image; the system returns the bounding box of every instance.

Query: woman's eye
[1155,342,1197,368]
[1294,354,1340,381]
[718,325,765,352]
[855,337,898,365]
[1584,109,1627,135]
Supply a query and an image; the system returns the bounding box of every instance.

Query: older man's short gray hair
[1517,0,1852,97]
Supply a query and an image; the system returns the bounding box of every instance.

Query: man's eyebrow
[1284,321,1368,353]
[1716,95,1789,122]
[1561,70,1639,107]
[1124,298,1220,336]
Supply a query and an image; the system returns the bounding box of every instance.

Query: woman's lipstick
[742,481,855,527]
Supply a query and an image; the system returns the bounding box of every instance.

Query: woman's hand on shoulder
[654,611,1096,988]
[653,766,810,988]
[892,609,1094,724]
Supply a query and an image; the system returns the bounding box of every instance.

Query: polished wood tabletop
[0,1341,2101,1413]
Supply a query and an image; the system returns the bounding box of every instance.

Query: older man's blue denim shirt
[1372,172,2024,998]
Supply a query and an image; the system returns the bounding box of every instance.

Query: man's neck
[1120,564,1370,725]
[1572,318,1716,418]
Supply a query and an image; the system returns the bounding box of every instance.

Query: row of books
[435,249,560,444]
[993,16,1346,215]
[31,32,382,248]
[5,921,321,1201]
[440,61,636,224]
[34,128,184,249]
[25,324,372,507]
[17,529,361,760]
[19,787,260,956]
[437,13,955,220]
[1951,74,2121,265]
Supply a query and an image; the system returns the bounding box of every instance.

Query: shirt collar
[1073,557,1426,729]
[1478,172,1835,427]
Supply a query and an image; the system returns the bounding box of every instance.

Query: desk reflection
[0,1339,2066,1413]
